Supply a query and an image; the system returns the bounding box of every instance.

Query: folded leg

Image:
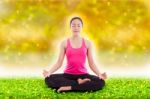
[45,73,78,89]
[71,74,105,92]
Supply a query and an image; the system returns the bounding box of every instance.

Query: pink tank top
[64,38,88,75]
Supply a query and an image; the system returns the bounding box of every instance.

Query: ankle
[77,78,82,84]
[68,86,71,90]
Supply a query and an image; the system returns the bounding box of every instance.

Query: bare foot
[57,86,71,93]
[77,78,91,84]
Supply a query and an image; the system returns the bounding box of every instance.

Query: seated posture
[43,17,107,93]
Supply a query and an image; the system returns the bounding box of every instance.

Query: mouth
[73,31,79,32]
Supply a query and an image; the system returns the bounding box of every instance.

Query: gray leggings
[45,73,105,92]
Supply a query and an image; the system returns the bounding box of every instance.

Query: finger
[43,74,46,77]
[43,70,46,73]
[104,76,107,79]
[43,73,46,77]
[103,73,107,77]
[43,69,48,72]
[101,77,104,80]
[44,73,47,77]
[99,76,103,80]
[105,74,107,78]
[42,72,45,75]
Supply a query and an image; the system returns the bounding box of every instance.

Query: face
[70,19,82,36]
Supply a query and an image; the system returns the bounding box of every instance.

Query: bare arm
[87,41,101,76]
[87,40,107,80]
[43,40,66,77]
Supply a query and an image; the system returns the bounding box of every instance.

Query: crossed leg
[45,73,105,92]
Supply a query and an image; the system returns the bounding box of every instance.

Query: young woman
[43,17,107,93]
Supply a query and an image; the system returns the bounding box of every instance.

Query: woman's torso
[64,37,88,75]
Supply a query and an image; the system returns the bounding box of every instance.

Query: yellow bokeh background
[0,0,150,67]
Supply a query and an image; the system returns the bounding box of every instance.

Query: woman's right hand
[43,70,51,78]
[98,72,107,80]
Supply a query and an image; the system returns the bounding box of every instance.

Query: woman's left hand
[43,70,50,78]
[98,72,107,80]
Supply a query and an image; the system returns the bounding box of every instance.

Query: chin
[73,33,79,36]
[73,32,80,34]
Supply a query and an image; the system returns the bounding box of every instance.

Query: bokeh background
[0,0,150,77]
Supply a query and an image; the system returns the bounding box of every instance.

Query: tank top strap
[67,37,86,48]
[82,38,86,48]
[67,38,71,48]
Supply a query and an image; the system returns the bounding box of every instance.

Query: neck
[71,35,81,39]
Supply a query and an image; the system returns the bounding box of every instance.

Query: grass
[0,77,150,99]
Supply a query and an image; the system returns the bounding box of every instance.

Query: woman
[43,17,107,93]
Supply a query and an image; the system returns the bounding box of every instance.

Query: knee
[45,75,55,82]
[44,76,49,84]
[44,76,50,85]
[96,79,105,89]
[44,76,55,87]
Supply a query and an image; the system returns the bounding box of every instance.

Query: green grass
[0,77,150,99]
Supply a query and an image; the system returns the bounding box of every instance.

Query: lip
[73,31,79,32]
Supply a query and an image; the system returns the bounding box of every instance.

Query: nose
[74,26,78,29]
[74,26,77,29]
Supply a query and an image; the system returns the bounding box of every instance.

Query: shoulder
[84,38,93,49]
[60,38,68,49]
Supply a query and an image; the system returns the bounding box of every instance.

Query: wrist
[97,72,102,76]
[48,71,52,75]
